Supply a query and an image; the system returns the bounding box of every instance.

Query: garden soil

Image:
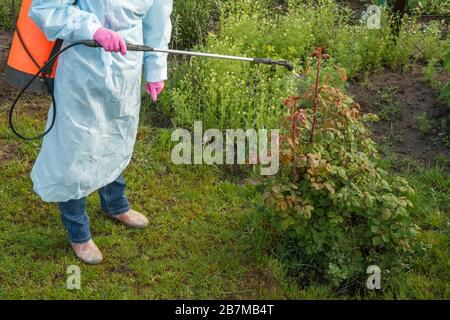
[348,68,450,166]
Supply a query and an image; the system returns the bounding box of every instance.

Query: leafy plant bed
[347,67,450,166]
[160,0,447,132]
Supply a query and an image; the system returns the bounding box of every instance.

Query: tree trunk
[392,0,407,38]
[393,0,407,13]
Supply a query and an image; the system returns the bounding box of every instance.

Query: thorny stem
[292,120,298,179]
[309,53,322,144]
[289,48,326,180]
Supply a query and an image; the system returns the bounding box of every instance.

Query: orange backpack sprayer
[7,0,295,141]
[6,0,64,94]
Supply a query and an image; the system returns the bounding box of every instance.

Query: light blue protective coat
[29,0,172,202]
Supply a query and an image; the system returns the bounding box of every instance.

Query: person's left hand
[145,81,165,102]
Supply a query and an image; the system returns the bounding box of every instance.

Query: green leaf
[443,52,450,71]
[365,196,374,208]
[372,236,382,246]
[298,180,310,192]
[371,225,381,234]
[439,83,450,108]
[381,209,392,221]
[289,183,299,190]
[304,208,312,220]
[337,168,348,181]
[407,0,418,9]
[280,217,294,230]
[322,130,335,144]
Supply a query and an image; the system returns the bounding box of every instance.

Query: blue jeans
[58,175,130,243]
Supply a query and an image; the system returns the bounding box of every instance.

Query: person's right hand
[93,27,127,55]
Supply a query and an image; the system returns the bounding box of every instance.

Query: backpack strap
[42,39,64,77]
[42,1,79,78]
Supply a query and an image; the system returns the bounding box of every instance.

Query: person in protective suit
[29,0,172,264]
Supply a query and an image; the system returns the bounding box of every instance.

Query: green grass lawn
[0,101,448,299]
[0,106,309,299]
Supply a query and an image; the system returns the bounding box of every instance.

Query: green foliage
[378,86,403,121]
[405,0,449,14]
[424,58,440,91]
[0,0,19,29]
[415,112,431,134]
[439,51,450,108]
[441,83,450,108]
[262,51,421,287]
[171,0,223,49]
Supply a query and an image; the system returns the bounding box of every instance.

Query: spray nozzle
[275,60,294,72]
[253,58,294,72]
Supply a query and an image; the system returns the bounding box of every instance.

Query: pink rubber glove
[93,27,127,55]
[145,82,165,102]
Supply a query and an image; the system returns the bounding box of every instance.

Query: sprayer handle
[82,40,102,48]
[82,40,154,52]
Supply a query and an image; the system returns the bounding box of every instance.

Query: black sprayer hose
[8,42,86,141]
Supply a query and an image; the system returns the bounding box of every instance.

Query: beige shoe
[71,240,103,265]
[111,209,149,229]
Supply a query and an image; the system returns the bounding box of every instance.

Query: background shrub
[439,51,450,108]
[0,0,223,49]
[171,0,224,49]
[0,0,20,29]
[160,0,446,131]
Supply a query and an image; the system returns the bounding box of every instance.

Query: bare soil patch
[348,67,450,166]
